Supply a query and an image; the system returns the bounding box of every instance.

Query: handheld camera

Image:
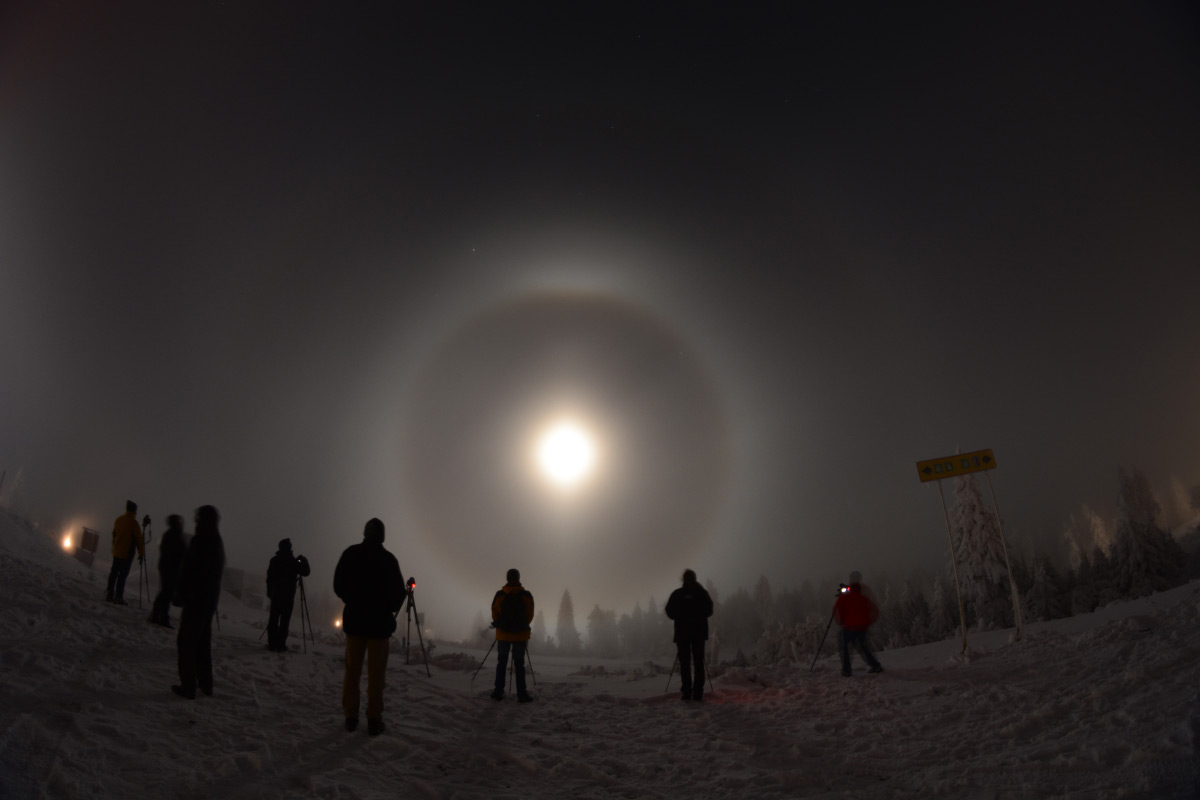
[839,583,849,594]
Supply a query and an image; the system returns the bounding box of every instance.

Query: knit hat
[279,538,292,552]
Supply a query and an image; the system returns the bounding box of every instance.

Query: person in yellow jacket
[105,500,146,605]
[490,568,535,702]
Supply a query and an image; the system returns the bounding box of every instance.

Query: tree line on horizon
[456,466,1200,664]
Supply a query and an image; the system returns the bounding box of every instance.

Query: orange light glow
[62,534,72,551]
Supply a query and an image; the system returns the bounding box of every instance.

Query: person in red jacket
[832,570,883,677]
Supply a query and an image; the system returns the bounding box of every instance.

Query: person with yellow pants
[334,518,405,736]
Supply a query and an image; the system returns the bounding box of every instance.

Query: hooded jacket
[157,522,186,578]
[174,520,225,613]
[665,581,714,642]
[267,549,311,600]
[111,511,146,560]
[833,582,879,632]
[491,583,534,642]
[333,540,404,638]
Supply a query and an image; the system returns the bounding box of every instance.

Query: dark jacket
[267,551,311,600]
[333,541,404,638]
[157,523,186,579]
[173,523,225,613]
[833,583,878,632]
[491,583,535,642]
[665,582,714,642]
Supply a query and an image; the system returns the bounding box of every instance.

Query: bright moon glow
[536,421,596,488]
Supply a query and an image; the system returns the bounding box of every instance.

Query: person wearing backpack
[490,568,535,702]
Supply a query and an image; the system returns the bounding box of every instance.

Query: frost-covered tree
[468,610,491,647]
[904,582,933,645]
[1109,467,1185,597]
[531,609,548,649]
[752,574,774,626]
[716,587,762,656]
[1089,545,1122,608]
[1069,553,1097,616]
[555,589,581,655]
[951,472,1015,630]
[1062,505,1111,570]
[1023,558,1066,622]
[927,576,958,642]
[586,605,620,658]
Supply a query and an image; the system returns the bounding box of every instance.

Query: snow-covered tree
[1023,558,1066,622]
[586,605,620,658]
[1062,505,1111,569]
[715,587,762,656]
[1069,553,1097,615]
[555,589,581,655]
[752,574,774,626]
[927,575,958,642]
[468,610,491,647]
[531,609,548,649]
[950,472,1015,630]
[1089,545,1122,608]
[904,582,933,645]
[1109,467,1185,597]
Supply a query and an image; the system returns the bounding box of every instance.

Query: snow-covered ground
[1,510,1197,799]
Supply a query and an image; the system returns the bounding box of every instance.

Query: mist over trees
[453,467,1200,666]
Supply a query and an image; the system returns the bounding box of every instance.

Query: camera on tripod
[406,576,416,592]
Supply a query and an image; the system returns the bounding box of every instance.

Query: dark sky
[2,2,1199,637]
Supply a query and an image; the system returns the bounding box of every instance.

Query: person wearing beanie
[490,568,535,702]
[266,537,311,652]
[105,500,146,605]
[334,518,405,736]
[832,570,883,677]
[665,569,714,701]
[172,505,226,699]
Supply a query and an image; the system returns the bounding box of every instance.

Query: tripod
[259,576,314,652]
[297,576,315,654]
[137,517,152,610]
[665,646,707,693]
[809,601,840,673]
[402,585,431,677]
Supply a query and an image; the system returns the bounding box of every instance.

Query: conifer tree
[555,589,581,655]
[586,605,620,658]
[1069,553,1097,615]
[1109,467,1185,597]
[531,609,548,648]
[928,576,957,641]
[752,574,774,626]
[950,472,1015,630]
[1024,558,1066,622]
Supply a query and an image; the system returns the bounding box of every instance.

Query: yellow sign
[915,449,996,482]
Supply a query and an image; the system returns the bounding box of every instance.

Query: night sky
[3,3,1198,637]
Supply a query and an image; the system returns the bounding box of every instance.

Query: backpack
[495,590,530,633]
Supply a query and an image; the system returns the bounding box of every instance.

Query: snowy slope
[1,510,1197,799]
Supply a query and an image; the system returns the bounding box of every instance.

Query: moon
[535,420,596,488]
